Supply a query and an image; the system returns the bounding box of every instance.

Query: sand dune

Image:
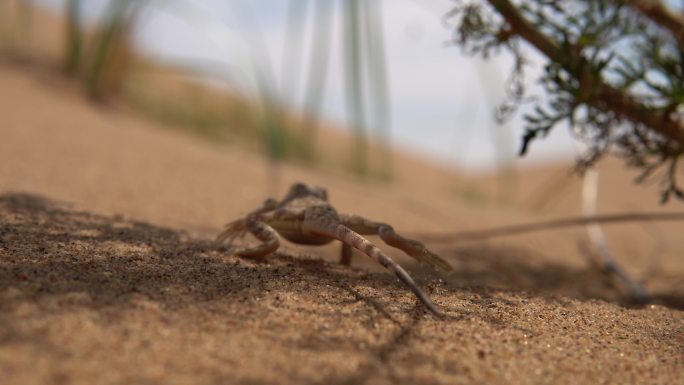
[1,55,683,384]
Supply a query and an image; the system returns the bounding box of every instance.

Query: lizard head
[287,182,328,201]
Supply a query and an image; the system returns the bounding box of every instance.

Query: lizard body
[216,182,452,317]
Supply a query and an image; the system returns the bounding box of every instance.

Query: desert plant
[448,0,684,202]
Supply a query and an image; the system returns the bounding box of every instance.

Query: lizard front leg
[304,211,443,317]
[216,217,281,258]
[216,198,281,255]
[339,214,453,272]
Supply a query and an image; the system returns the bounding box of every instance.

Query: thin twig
[579,159,650,302]
[416,212,684,243]
[576,239,651,303]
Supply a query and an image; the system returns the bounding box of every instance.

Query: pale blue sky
[34,0,577,172]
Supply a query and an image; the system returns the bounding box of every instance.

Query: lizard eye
[312,187,327,200]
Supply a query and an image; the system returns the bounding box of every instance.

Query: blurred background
[4,0,684,214]
[1,0,577,178]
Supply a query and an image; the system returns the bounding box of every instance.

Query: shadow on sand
[1,191,682,318]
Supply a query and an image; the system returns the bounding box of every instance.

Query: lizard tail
[313,221,444,317]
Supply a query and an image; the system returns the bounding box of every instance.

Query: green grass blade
[301,0,333,160]
[362,0,391,177]
[64,0,83,75]
[343,0,368,176]
[87,0,142,99]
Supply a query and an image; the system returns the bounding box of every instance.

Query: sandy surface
[1,59,683,384]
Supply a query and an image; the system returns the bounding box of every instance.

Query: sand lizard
[216,182,453,317]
